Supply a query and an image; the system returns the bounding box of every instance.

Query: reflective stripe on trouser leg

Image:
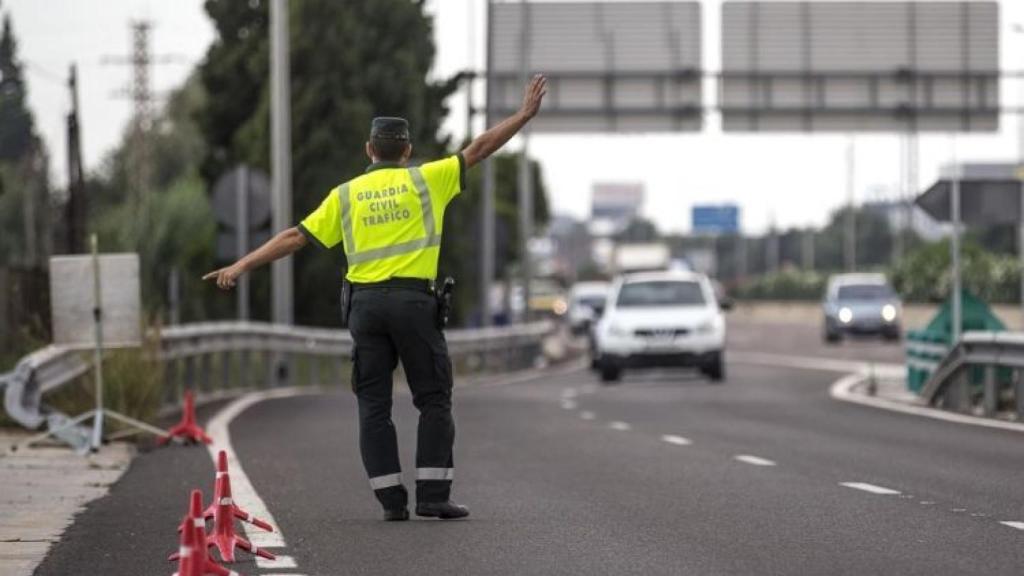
[369,472,403,490]
[416,468,454,481]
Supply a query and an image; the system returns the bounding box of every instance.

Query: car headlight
[838,307,853,324]
[695,320,716,334]
[552,298,568,316]
[881,304,897,323]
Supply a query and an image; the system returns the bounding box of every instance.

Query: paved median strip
[660,434,692,446]
[839,482,901,495]
[733,455,776,466]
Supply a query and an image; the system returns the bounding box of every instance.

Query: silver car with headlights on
[822,273,902,343]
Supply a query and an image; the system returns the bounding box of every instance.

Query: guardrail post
[239,349,250,389]
[164,356,179,404]
[1016,369,1024,419]
[265,350,275,388]
[199,352,212,393]
[184,355,196,392]
[952,372,972,414]
[311,355,322,386]
[982,365,998,417]
[221,349,232,390]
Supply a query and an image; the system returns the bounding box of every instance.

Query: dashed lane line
[999,521,1024,530]
[560,399,578,410]
[660,434,692,446]
[839,482,901,495]
[733,455,776,467]
[608,421,632,431]
[579,411,596,420]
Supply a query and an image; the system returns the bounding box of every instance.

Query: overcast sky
[8,0,1024,234]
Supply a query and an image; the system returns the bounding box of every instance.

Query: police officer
[204,75,547,521]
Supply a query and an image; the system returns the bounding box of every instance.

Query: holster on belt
[340,279,353,328]
[435,277,455,329]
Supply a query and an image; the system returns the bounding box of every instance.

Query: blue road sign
[692,204,740,234]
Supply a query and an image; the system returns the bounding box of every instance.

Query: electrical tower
[102,20,183,204]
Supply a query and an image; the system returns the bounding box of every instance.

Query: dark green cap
[370,117,410,141]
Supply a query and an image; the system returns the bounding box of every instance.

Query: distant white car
[568,281,610,335]
[593,271,726,383]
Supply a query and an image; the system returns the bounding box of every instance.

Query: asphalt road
[35,322,1023,575]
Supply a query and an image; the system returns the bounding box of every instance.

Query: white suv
[593,271,726,383]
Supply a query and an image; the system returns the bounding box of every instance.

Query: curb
[830,371,1024,434]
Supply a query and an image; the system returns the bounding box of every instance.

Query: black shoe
[383,508,409,521]
[415,501,469,519]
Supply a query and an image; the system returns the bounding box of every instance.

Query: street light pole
[1015,24,1024,329]
[480,0,496,327]
[270,0,293,329]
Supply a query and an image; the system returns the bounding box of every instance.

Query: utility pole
[270,0,293,328]
[517,0,532,322]
[802,228,814,271]
[480,0,496,327]
[66,63,86,254]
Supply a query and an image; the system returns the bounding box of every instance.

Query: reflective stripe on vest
[338,166,441,265]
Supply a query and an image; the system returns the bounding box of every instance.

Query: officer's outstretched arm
[461,74,547,169]
[202,227,307,290]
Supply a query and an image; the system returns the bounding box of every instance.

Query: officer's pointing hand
[520,74,547,119]
[202,263,244,290]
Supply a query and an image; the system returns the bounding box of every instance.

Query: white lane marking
[830,372,1024,434]
[661,434,692,446]
[999,521,1024,530]
[257,554,298,568]
[561,388,578,399]
[733,455,776,466]
[579,411,596,420]
[207,387,319,549]
[560,399,578,410]
[608,421,632,431]
[840,482,901,495]
[580,383,599,394]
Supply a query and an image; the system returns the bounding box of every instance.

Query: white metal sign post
[24,235,166,453]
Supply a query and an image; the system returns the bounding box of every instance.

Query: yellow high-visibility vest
[299,154,464,282]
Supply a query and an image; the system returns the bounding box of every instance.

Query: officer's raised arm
[202,227,308,290]
[460,74,546,169]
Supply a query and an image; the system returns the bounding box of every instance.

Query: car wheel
[599,364,621,384]
[824,330,841,344]
[703,352,725,383]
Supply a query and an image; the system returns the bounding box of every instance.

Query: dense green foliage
[890,239,1020,304]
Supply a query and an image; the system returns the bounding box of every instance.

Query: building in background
[590,183,645,237]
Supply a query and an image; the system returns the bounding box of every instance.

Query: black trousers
[348,286,455,510]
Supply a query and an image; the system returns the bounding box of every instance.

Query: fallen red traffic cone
[160,390,213,445]
[170,490,239,576]
[208,470,276,563]
[202,451,274,532]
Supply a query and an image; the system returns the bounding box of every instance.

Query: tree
[0,11,35,163]
[197,0,547,326]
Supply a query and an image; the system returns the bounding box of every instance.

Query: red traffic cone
[170,490,240,576]
[202,451,274,532]
[160,390,213,445]
[208,472,276,563]
[171,490,207,560]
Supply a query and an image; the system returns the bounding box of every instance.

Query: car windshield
[616,281,705,308]
[837,284,894,300]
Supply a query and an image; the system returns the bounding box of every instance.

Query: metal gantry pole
[270,0,293,327]
[950,136,963,343]
[480,0,496,327]
[845,135,857,272]
[517,0,532,323]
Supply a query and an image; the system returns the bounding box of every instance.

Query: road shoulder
[0,432,133,576]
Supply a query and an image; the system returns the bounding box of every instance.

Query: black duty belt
[350,277,434,293]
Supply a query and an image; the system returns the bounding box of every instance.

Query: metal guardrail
[1,321,555,435]
[921,331,1024,419]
